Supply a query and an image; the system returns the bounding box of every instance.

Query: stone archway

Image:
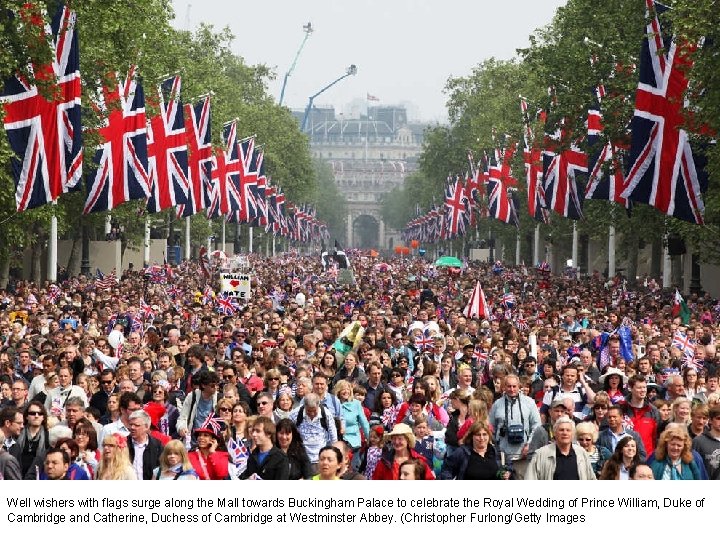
[352,214,380,248]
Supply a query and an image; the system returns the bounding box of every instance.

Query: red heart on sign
[229,280,240,288]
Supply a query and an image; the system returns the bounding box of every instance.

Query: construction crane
[279,22,313,106]
[301,64,357,132]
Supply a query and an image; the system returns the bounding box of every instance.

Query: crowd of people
[1,250,719,481]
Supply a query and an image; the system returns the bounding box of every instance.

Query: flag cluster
[403,0,707,242]
[0,3,328,244]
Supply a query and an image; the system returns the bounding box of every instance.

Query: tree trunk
[66,234,80,276]
[650,237,662,279]
[0,256,9,289]
[31,243,42,284]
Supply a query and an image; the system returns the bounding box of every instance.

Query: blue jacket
[340,399,369,449]
[647,451,708,480]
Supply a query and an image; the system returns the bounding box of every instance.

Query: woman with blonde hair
[95,433,136,480]
[575,421,610,476]
[334,380,369,455]
[263,368,283,400]
[671,397,692,425]
[153,440,198,480]
[648,425,704,480]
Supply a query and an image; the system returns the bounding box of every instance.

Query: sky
[170,0,567,122]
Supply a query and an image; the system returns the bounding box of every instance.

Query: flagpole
[662,235,671,288]
[221,220,226,253]
[515,233,521,266]
[272,235,276,257]
[185,217,191,261]
[143,219,150,266]
[48,205,58,282]
[533,224,540,266]
[249,226,254,253]
[572,222,579,271]
[115,234,122,275]
[608,224,616,278]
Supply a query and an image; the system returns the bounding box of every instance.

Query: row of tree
[0,0,346,283]
[381,0,719,272]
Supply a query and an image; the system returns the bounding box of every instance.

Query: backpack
[296,405,329,431]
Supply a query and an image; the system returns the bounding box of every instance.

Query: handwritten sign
[220,273,251,299]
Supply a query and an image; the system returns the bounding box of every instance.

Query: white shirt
[131,438,148,480]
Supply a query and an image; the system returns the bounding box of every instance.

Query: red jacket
[372,449,434,480]
[623,401,660,456]
[188,450,229,480]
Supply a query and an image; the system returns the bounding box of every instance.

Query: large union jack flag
[146,76,189,213]
[249,147,268,227]
[84,66,149,213]
[621,0,706,224]
[178,95,212,217]
[1,3,82,211]
[487,143,519,227]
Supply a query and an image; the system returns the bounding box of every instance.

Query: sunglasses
[257,401,271,406]
[218,407,232,413]
[101,380,114,384]
[269,377,280,381]
[27,411,43,416]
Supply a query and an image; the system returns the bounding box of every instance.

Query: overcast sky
[170,0,567,122]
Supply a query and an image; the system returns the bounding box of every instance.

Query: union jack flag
[543,124,588,220]
[201,285,214,305]
[146,76,189,213]
[140,298,155,320]
[672,331,695,361]
[1,3,83,211]
[47,284,61,303]
[199,413,225,437]
[207,120,241,218]
[248,147,267,227]
[515,315,530,332]
[444,176,468,237]
[234,137,258,223]
[501,286,516,310]
[486,175,519,226]
[84,66,149,214]
[381,404,401,429]
[520,97,549,224]
[622,0,707,224]
[144,264,167,284]
[178,96,212,217]
[95,269,117,289]
[414,331,434,351]
[227,437,249,472]
[216,294,239,316]
[585,104,629,207]
[166,284,181,299]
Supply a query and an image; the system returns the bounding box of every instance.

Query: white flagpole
[221,220,226,252]
[249,226,254,253]
[185,217,191,260]
[515,234,521,266]
[662,237,671,288]
[572,222,579,270]
[533,224,540,266]
[48,206,58,282]
[143,219,150,266]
